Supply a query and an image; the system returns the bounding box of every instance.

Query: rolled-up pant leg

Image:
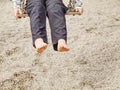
[46,0,68,51]
[26,0,48,48]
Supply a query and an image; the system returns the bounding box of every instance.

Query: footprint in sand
[0,79,15,90]
[5,47,21,56]
[0,71,35,90]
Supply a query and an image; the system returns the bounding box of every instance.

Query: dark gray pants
[25,0,68,51]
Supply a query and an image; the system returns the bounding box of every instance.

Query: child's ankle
[35,38,44,42]
[58,39,66,43]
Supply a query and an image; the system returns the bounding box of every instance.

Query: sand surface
[0,0,120,90]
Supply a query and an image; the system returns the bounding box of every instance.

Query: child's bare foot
[75,7,83,15]
[14,8,23,19]
[35,38,47,53]
[57,39,69,52]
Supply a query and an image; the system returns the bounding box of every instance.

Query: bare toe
[58,46,69,52]
[37,44,47,53]
[35,38,47,53]
[57,39,69,52]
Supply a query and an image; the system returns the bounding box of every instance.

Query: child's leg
[25,0,48,53]
[46,0,69,52]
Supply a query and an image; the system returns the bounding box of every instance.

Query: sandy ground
[0,0,120,90]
